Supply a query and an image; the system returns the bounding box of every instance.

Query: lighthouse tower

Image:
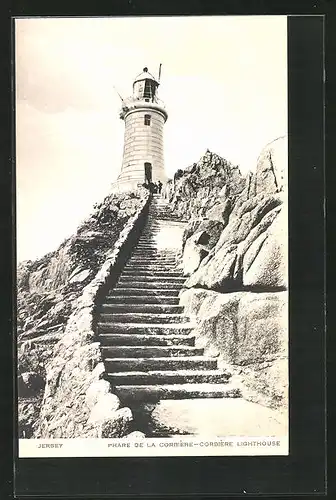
[113,67,168,192]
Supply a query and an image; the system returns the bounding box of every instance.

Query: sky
[15,16,287,262]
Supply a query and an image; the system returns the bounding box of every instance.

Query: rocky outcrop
[17,191,147,341]
[180,288,288,409]
[182,231,209,275]
[168,137,288,410]
[17,188,149,438]
[166,150,245,222]
[177,137,287,290]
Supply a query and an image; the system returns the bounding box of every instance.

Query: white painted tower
[113,67,168,192]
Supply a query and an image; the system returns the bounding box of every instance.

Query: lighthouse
[113,67,168,192]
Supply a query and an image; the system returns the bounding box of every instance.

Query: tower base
[110,178,147,194]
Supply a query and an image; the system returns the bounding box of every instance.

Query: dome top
[133,67,158,84]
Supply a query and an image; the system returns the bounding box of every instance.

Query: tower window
[144,114,151,126]
[144,80,152,99]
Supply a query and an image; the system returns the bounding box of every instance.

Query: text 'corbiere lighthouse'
[113,66,168,192]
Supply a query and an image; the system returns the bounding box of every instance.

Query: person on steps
[149,182,157,194]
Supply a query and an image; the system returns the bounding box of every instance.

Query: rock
[182,219,223,249]
[185,244,238,289]
[88,393,121,423]
[182,219,202,249]
[184,194,284,290]
[171,138,287,292]
[69,269,91,284]
[85,380,113,409]
[179,288,288,409]
[18,401,40,438]
[196,220,224,248]
[69,265,85,280]
[218,184,229,199]
[205,199,232,225]
[243,207,287,288]
[218,194,283,248]
[125,431,146,439]
[179,288,211,318]
[167,150,245,222]
[184,289,287,364]
[100,407,133,438]
[182,231,209,275]
[18,371,45,398]
[254,136,287,195]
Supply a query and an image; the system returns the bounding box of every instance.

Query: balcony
[119,96,167,120]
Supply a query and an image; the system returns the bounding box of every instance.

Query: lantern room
[133,67,159,102]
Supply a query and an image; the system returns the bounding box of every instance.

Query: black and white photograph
[15,15,288,457]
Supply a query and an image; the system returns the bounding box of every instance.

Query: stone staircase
[96,195,240,405]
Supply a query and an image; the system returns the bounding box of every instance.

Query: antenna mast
[158,63,162,83]
[113,85,126,104]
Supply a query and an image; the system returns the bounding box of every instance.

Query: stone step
[136,233,161,238]
[99,333,195,346]
[124,263,180,272]
[135,245,160,249]
[147,213,180,217]
[103,295,180,304]
[99,303,184,314]
[128,253,176,259]
[137,239,159,243]
[118,275,186,283]
[126,258,178,265]
[144,223,179,228]
[147,212,180,216]
[132,247,178,253]
[140,231,162,236]
[114,383,241,402]
[130,255,179,261]
[147,217,176,221]
[110,287,181,296]
[123,268,181,275]
[121,269,183,277]
[115,281,184,290]
[136,235,173,240]
[148,210,178,213]
[97,322,195,335]
[138,231,162,236]
[106,370,230,385]
[101,345,204,358]
[98,312,189,324]
[139,233,160,238]
[131,251,179,258]
[104,356,218,372]
[126,263,180,270]
[148,209,178,213]
[135,244,160,248]
[147,214,181,219]
[128,254,177,260]
[142,229,172,232]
